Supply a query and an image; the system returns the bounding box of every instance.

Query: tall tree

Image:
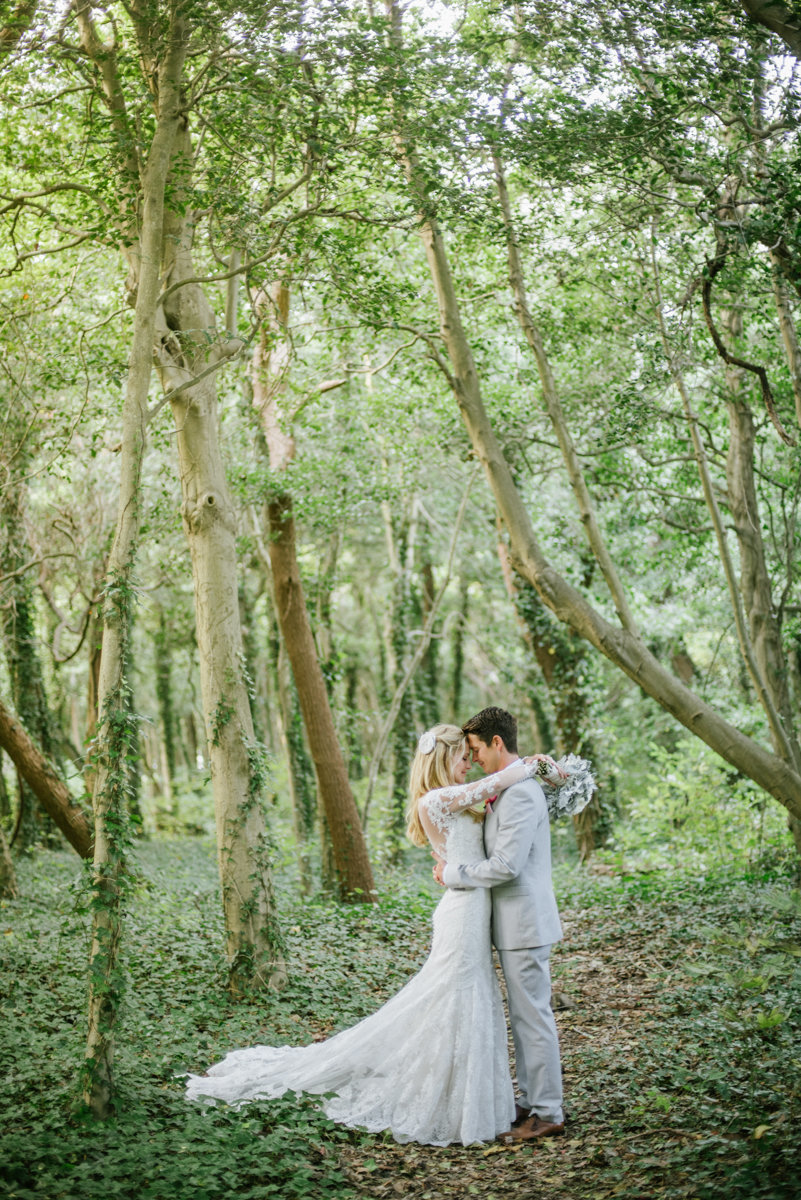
[252,281,376,900]
[66,0,296,997]
[71,0,189,1117]
[381,0,801,833]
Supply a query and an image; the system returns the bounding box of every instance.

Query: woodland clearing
[1,834,799,1200]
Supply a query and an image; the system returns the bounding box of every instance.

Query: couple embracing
[187,706,593,1147]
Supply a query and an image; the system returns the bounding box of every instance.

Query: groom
[433,706,565,1140]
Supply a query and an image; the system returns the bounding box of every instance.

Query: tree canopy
[0,0,800,1163]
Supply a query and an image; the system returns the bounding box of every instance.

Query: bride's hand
[523,753,569,781]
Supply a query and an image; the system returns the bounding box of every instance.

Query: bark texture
[0,694,92,857]
[0,821,16,899]
[740,0,801,58]
[76,0,188,1116]
[155,127,285,989]
[267,495,376,897]
[0,499,62,849]
[252,282,375,900]
[275,635,315,893]
[770,254,801,426]
[723,310,801,854]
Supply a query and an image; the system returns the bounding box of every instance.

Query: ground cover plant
[1,827,799,1200]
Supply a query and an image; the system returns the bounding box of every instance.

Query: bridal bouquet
[537,753,596,819]
[468,754,595,820]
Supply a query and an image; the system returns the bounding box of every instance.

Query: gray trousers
[498,943,563,1123]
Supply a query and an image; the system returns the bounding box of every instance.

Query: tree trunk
[253,538,317,886]
[417,538,440,730]
[770,253,801,426]
[274,638,315,894]
[251,280,375,900]
[0,750,9,821]
[384,0,801,823]
[156,154,285,989]
[268,494,376,899]
[723,309,801,854]
[184,712,200,771]
[314,531,340,698]
[122,614,143,830]
[75,0,188,1116]
[0,694,92,857]
[724,351,798,750]
[344,663,363,780]
[84,598,103,797]
[740,0,801,58]
[238,577,268,747]
[389,552,416,860]
[154,607,177,808]
[0,819,18,899]
[259,586,316,893]
[0,476,63,849]
[450,579,468,718]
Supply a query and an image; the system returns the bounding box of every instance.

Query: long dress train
[184,765,534,1146]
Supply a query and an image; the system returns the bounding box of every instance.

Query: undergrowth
[1,835,799,1200]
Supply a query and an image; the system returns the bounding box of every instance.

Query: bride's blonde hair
[406,724,467,847]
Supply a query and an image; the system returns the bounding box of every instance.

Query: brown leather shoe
[512,1103,531,1127]
[509,1114,565,1141]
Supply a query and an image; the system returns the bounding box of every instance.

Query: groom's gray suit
[441,767,564,1124]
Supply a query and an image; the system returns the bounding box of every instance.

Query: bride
[186,724,573,1146]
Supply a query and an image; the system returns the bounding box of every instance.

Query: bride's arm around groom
[435,706,566,1141]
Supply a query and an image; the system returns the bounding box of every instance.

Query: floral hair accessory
[418,731,436,754]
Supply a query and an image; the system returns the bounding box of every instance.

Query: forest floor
[337,872,801,1200]
[1,835,800,1200]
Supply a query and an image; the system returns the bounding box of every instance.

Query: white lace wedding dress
[184,762,539,1146]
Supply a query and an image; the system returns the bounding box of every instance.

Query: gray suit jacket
[442,772,562,950]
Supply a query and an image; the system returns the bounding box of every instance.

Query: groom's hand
[431,853,445,886]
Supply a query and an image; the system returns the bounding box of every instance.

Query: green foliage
[2,834,800,1199]
[2,1088,354,1200]
[548,858,801,1199]
[598,737,793,875]
[209,697,234,748]
[0,840,386,1200]
[3,0,799,878]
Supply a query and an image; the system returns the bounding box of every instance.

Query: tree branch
[702,245,796,446]
[0,694,92,858]
[652,234,799,768]
[0,182,110,216]
[150,332,251,417]
[740,0,801,58]
[0,552,77,587]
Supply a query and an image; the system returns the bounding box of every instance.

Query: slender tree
[382,0,801,829]
[74,0,188,1117]
[252,282,375,900]
[69,0,288,995]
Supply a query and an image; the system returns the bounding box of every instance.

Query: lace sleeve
[420,760,532,828]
